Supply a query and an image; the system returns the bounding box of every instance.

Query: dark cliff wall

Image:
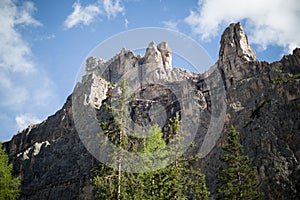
[4,96,97,199]
[201,47,300,199]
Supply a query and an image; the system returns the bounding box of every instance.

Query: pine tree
[216,127,262,200]
[0,143,20,200]
[139,114,209,200]
[92,79,209,199]
[166,114,209,200]
[92,78,138,200]
[91,124,163,200]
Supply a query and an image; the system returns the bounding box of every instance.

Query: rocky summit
[3,22,300,199]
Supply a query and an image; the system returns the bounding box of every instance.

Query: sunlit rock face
[218,22,257,89]
[219,22,256,64]
[3,22,300,200]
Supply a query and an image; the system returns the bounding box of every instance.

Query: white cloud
[162,20,179,31]
[14,1,42,26]
[0,0,59,139]
[64,1,101,29]
[185,0,300,52]
[64,0,125,29]
[103,0,124,18]
[34,34,56,41]
[15,114,42,130]
[124,18,129,28]
[0,0,41,73]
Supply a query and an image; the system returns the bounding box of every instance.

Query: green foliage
[165,114,209,200]
[217,127,262,200]
[0,143,21,200]
[144,124,166,152]
[136,114,209,200]
[92,79,209,199]
[272,73,300,84]
[92,78,135,200]
[92,164,142,200]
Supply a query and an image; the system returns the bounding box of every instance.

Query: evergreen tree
[139,114,209,200]
[166,114,209,200]
[0,143,20,200]
[92,78,138,200]
[217,127,262,200]
[92,124,165,200]
[92,79,209,199]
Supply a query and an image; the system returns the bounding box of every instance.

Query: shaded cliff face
[3,23,300,199]
[201,23,300,199]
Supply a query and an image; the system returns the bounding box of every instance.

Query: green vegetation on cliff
[217,127,262,200]
[0,143,20,200]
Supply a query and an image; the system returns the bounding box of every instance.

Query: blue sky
[0,0,299,142]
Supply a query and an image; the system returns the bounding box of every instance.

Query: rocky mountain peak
[144,41,172,70]
[157,42,172,71]
[144,41,163,64]
[3,23,300,200]
[84,41,176,83]
[218,22,258,89]
[219,22,256,64]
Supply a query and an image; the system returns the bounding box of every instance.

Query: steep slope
[3,23,300,199]
[201,22,300,199]
[3,96,97,199]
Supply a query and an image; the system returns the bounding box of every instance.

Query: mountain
[3,22,300,199]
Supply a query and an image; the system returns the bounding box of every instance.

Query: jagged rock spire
[218,22,257,89]
[144,41,163,64]
[157,42,172,71]
[144,41,172,70]
[219,22,256,63]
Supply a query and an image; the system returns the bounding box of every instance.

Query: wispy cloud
[185,0,300,52]
[103,0,124,18]
[64,0,125,29]
[0,0,41,73]
[162,20,179,31]
[124,18,129,29]
[64,1,101,29]
[34,34,56,41]
[15,114,42,130]
[0,0,59,140]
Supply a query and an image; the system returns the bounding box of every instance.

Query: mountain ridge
[3,22,300,199]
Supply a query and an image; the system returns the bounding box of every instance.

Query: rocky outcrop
[200,23,300,199]
[3,96,97,199]
[3,22,300,199]
[218,22,257,89]
[219,22,256,63]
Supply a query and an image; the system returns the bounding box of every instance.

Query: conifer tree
[139,114,209,200]
[217,127,262,200]
[166,114,209,200]
[0,143,20,200]
[92,78,138,200]
[92,79,209,199]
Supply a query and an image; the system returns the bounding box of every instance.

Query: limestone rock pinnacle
[144,41,163,65]
[218,22,257,88]
[157,42,172,71]
[219,22,256,63]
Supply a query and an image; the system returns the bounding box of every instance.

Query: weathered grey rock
[157,41,172,71]
[144,41,163,65]
[199,24,300,199]
[80,72,109,109]
[218,22,257,88]
[3,23,300,200]
[4,95,97,199]
[219,22,256,63]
